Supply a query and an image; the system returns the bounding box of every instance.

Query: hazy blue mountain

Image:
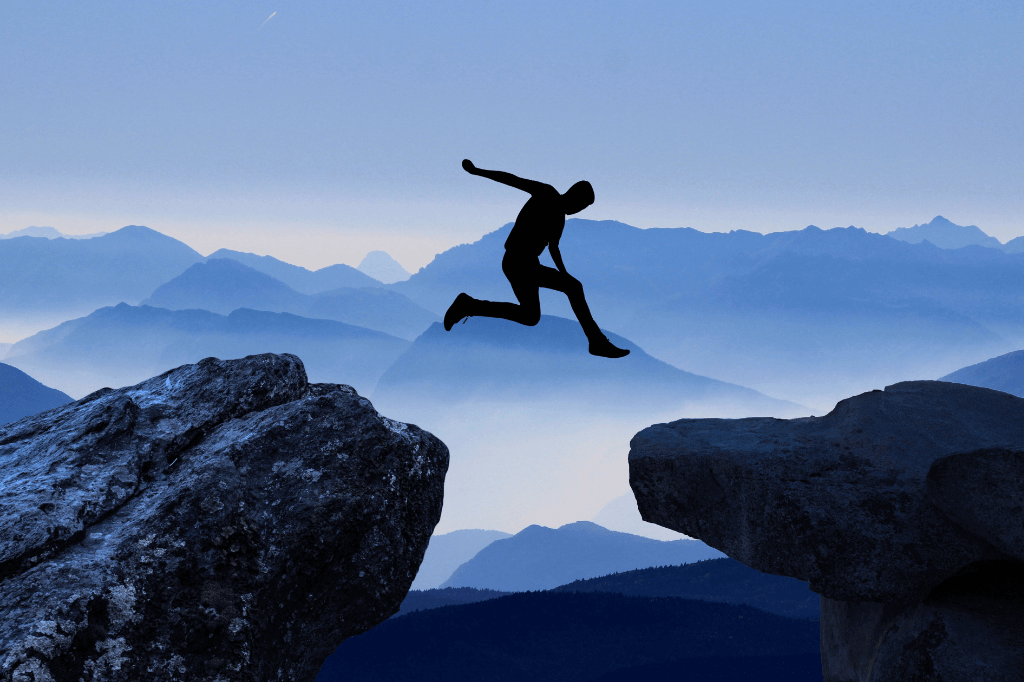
[375,315,801,417]
[940,350,1024,398]
[886,215,1003,250]
[440,521,725,592]
[0,363,73,426]
[591,493,686,541]
[1002,236,1024,254]
[206,248,382,293]
[3,304,409,398]
[358,250,411,284]
[143,258,437,339]
[319,592,822,682]
[0,344,10,359]
[552,558,820,620]
[0,225,203,330]
[1,226,107,239]
[389,219,1022,407]
[412,529,512,590]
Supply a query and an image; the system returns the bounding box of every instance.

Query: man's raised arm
[462,159,547,194]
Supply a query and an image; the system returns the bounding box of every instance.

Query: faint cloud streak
[257,11,276,31]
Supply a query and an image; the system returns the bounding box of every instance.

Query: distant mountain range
[389,218,1024,408]
[319,591,822,682]
[206,248,382,293]
[1,226,108,240]
[374,315,800,417]
[412,529,512,590]
[143,258,437,340]
[0,363,72,426]
[358,250,411,284]
[0,225,204,328]
[441,521,725,592]
[886,215,1004,250]
[941,349,1024,398]
[3,304,409,398]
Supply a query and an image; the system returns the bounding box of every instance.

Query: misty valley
[3,216,1024,681]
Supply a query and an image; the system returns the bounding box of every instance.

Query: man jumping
[443,159,629,359]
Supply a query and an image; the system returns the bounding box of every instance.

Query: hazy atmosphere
[3,3,1023,680]
[3,1,1024,270]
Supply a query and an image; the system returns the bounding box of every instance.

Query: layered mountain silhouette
[358,250,411,284]
[412,529,512,590]
[941,349,1024,398]
[319,592,821,682]
[440,521,724,592]
[389,219,1024,407]
[4,304,409,398]
[0,225,203,323]
[886,215,1004,250]
[0,363,73,426]
[1,226,107,240]
[400,556,818,620]
[206,248,382,293]
[374,315,800,416]
[143,258,437,340]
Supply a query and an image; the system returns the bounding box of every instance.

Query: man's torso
[504,184,563,257]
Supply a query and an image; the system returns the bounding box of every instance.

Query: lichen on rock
[0,353,448,681]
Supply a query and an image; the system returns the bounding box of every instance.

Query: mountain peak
[886,216,1001,250]
[358,250,410,284]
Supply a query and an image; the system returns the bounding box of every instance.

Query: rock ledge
[1,353,448,682]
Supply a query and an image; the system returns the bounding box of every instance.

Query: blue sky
[2,1,1022,269]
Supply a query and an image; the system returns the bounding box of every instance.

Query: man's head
[561,181,595,215]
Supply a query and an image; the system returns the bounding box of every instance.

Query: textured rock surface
[0,353,448,681]
[629,380,1024,681]
[629,381,1023,603]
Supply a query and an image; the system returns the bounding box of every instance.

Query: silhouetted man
[444,159,629,358]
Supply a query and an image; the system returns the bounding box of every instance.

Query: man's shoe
[444,293,474,331]
[589,335,629,358]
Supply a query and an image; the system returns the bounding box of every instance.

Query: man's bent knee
[521,309,542,326]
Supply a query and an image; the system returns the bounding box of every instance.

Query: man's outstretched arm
[463,159,547,194]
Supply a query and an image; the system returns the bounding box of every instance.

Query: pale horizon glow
[2,1,1023,271]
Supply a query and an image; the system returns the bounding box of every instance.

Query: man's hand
[462,159,477,174]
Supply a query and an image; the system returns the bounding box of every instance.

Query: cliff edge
[0,353,448,681]
[629,381,1024,681]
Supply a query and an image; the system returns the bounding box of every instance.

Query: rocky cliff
[0,353,448,681]
[629,381,1024,682]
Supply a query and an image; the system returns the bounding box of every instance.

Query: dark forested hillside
[551,558,820,619]
[318,592,821,682]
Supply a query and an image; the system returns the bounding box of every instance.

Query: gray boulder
[0,353,448,681]
[629,380,1024,681]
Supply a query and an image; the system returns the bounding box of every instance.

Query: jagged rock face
[628,381,1024,603]
[0,354,448,682]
